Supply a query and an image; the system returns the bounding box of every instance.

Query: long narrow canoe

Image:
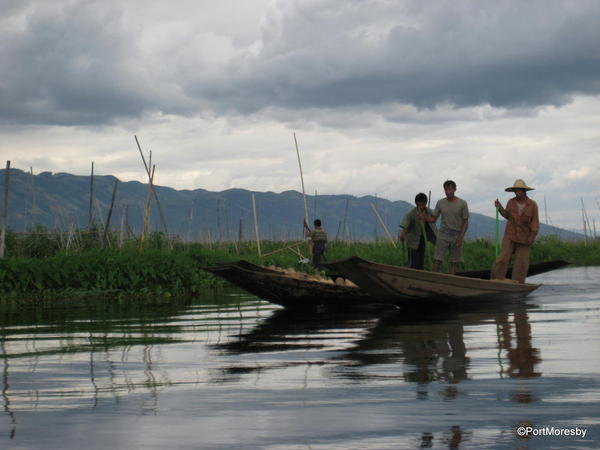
[322,256,541,303]
[205,259,569,308]
[205,260,374,308]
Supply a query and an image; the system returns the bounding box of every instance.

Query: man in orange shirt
[491,179,540,283]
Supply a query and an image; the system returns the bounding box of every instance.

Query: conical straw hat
[505,179,535,192]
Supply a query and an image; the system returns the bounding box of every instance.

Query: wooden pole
[141,165,155,242]
[119,204,127,248]
[370,202,397,248]
[88,162,94,228]
[293,133,310,227]
[252,193,262,257]
[0,161,11,258]
[582,208,588,245]
[581,198,592,235]
[134,136,169,236]
[103,178,119,245]
[341,197,349,242]
[28,166,36,231]
[544,195,548,224]
[238,216,243,253]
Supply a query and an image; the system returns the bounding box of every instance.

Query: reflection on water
[0,267,599,448]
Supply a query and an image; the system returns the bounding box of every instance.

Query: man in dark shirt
[399,193,437,269]
[304,219,328,268]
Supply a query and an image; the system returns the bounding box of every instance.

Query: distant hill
[0,168,581,242]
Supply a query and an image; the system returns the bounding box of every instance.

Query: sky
[0,0,599,231]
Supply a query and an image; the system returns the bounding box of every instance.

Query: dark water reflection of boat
[212,300,543,392]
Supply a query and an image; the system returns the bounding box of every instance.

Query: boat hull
[322,256,540,303]
[205,261,374,308]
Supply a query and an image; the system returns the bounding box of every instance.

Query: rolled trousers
[491,237,531,284]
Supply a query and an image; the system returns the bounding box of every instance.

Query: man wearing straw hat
[491,179,540,283]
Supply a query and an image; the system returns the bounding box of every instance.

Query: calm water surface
[1,267,599,449]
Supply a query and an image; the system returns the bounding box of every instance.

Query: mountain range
[0,168,581,242]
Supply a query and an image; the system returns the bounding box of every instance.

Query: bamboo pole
[187,200,195,242]
[252,193,261,257]
[341,197,349,241]
[261,241,304,257]
[0,161,11,258]
[370,202,397,248]
[582,208,588,245]
[119,204,127,248]
[88,162,94,228]
[237,215,243,254]
[581,198,592,235]
[544,195,549,224]
[134,136,169,236]
[28,166,36,231]
[141,165,155,242]
[103,178,119,246]
[293,133,310,227]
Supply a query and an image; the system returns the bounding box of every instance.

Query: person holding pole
[304,219,328,268]
[421,180,469,274]
[490,179,539,284]
[399,193,437,269]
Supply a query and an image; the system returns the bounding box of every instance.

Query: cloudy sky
[1,0,599,231]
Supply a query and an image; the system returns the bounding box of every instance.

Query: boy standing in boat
[491,179,539,283]
[399,193,437,270]
[421,180,469,274]
[304,219,328,268]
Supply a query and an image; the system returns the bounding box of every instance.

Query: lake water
[1,266,599,449]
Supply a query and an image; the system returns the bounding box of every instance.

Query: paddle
[495,207,500,258]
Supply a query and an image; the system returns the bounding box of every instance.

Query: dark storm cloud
[201,0,600,113]
[2,0,600,126]
[0,2,154,125]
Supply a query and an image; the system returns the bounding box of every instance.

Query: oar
[495,207,500,258]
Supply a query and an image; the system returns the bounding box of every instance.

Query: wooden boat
[322,256,543,304]
[204,260,373,309]
[205,259,569,308]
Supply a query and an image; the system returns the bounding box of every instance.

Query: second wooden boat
[322,256,543,303]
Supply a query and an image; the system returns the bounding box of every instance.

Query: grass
[0,229,599,300]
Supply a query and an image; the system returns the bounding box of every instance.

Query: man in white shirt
[421,180,469,274]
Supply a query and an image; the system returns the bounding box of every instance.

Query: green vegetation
[0,228,598,301]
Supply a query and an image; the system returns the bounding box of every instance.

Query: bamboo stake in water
[103,178,119,246]
[237,215,243,255]
[293,133,310,227]
[134,136,169,236]
[0,161,10,258]
[88,162,94,228]
[252,193,261,257]
[581,198,592,236]
[119,204,127,248]
[582,208,587,246]
[141,165,155,243]
[370,202,397,248]
[28,166,36,231]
